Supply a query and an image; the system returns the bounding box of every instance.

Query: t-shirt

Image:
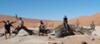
[17,20,24,26]
[39,24,46,30]
[4,22,12,29]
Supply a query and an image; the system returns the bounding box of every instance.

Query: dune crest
[69,12,100,26]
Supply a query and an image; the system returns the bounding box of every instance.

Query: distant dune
[0,12,100,28]
[0,15,61,28]
[69,12,100,26]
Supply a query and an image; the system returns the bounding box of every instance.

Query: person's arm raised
[0,21,5,23]
[11,21,16,24]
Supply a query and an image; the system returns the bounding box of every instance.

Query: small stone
[53,42,57,44]
[81,41,87,44]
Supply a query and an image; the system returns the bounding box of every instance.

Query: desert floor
[0,27,100,44]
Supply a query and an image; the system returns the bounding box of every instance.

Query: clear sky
[0,0,100,20]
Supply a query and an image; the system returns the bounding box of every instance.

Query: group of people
[0,16,74,39]
[0,17,34,39]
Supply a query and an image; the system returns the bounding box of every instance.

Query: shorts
[5,28,11,34]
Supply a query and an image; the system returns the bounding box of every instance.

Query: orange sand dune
[0,15,61,28]
[69,13,100,26]
[0,12,100,28]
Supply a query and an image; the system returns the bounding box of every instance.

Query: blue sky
[0,0,100,20]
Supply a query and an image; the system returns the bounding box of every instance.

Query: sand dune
[69,12,100,26]
[0,15,61,28]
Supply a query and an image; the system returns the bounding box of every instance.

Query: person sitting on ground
[90,21,95,30]
[39,20,47,36]
[63,16,74,35]
[0,20,14,39]
[13,17,33,35]
[63,16,68,31]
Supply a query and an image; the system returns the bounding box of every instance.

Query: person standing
[0,20,14,39]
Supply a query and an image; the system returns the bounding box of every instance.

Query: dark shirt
[4,22,12,30]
